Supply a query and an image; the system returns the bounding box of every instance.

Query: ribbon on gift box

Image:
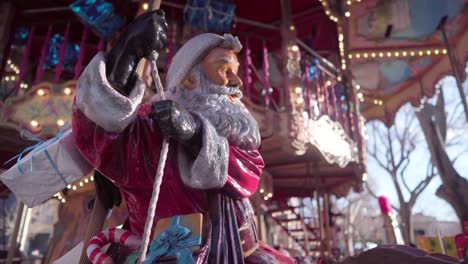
[4,121,70,186]
[144,216,200,264]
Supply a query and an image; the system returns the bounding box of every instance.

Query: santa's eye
[219,67,228,75]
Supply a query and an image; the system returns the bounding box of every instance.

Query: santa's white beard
[167,65,261,151]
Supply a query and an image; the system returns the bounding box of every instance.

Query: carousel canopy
[346,0,468,126]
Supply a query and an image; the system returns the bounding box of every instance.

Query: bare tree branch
[409,162,437,207]
[399,158,412,194]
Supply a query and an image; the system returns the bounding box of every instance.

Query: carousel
[0,0,465,263]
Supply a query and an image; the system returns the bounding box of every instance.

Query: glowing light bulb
[290,45,299,52]
[296,97,304,104]
[30,120,39,127]
[37,89,45,96]
[63,87,72,95]
[371,53,376,58]
[338,34,344,41]
[345,11,351,17]
[434,49,439,55]
[402,51,407,56]
[294,86,302,94]
[442,49,447,54]
[394,52,399,57]
[356,53,361,58]
[362,173,368,181]
[386,52,391,57]
[348,54,353,59]
[142,2,149,10]
[72,185,77,190]
[379,52,384,57]
[410,51,415,56]
[356,84,361,90]
[418,51,424,56]
[57,119,65,126]
[357,92,363,99]
[326,80,332,86]
[363,53,368,58]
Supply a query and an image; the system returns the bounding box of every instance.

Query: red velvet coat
[72,101,264,237]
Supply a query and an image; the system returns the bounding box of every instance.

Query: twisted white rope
[137,52,169,264]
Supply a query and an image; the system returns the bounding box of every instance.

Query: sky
[365,74,468,223]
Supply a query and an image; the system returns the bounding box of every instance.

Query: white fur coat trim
[76,52,145,133]
[177,114,229,190]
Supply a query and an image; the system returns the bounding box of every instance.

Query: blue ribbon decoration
[4,121,70,186]
[144,216,200,264]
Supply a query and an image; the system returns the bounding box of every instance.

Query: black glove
[106,9,168,95]
[150,100,203,157]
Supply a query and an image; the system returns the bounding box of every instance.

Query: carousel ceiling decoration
[308,115,357,168]
[45,34,80,73]
[0,82,75,137]
[345,0,468,126]
[70,0,124,40]
[184,0,236,32]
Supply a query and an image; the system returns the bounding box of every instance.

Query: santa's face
[200,47,243,91]
[200,48,242,87]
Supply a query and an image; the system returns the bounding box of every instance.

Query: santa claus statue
[73,10,291,264]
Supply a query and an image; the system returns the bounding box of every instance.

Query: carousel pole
[378,196,404,245]
[317,192,325,261]
[54,22,70,84]
[5,202,25,264]
[280,0,295,111]
[438,17,468,122]
[322,193,332,260]
[79,175,109,264]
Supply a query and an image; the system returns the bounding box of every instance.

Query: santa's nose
[228,73,243,88]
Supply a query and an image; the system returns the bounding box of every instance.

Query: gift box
[145,213,205,263]
[0,129,93,207]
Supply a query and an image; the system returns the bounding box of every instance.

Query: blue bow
[144,216,200,264]
[4,121,70,186]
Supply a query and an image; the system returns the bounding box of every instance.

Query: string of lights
[53,174,95,204]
